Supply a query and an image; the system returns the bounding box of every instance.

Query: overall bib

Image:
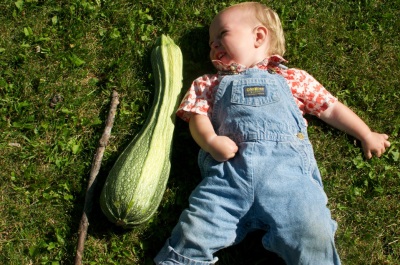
[155,68,341,265]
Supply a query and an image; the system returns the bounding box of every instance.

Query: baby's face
[209,7,265,67]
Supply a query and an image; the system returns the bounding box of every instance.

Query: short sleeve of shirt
[278,68,337,117]
[176,74,220,122]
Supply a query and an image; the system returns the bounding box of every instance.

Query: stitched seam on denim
[249,141,256,204]
[169,247,216,265]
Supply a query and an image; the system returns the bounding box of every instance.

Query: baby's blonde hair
[221,2,286,56]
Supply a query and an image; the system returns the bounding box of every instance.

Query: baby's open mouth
[216,52,226,60]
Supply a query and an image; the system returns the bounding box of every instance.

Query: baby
[155,2,390,265]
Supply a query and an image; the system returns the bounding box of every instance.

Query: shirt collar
[212,55,288,75]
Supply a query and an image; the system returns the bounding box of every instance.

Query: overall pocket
[231,78,280,106]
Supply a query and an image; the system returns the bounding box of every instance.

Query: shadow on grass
[74,27,286,265]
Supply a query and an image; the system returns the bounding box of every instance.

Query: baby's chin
[219,56,235,65]
[223,59,236,65]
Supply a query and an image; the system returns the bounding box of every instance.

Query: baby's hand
[361,132,390,159]
[207,135,238,162]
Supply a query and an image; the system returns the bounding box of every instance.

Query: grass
[0,0,399,264]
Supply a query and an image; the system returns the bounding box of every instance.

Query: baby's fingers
[374,148,384,158]
[365,133,391,159]
[380,134,391,155]
[366,148,383,159]
[384,137,391,148]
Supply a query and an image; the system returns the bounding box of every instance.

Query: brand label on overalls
[244,86,266,97]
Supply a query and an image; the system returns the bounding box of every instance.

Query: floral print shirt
[176,55,337,124]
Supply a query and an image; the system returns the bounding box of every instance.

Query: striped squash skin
[100,35,183,227]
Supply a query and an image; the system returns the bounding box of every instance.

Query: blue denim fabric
[155,69,341,265]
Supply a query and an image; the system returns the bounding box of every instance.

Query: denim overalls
[155,68,341,265]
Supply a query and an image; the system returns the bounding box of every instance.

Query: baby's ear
[254,25,268,48]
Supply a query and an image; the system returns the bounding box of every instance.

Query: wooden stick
[75,90,120,265]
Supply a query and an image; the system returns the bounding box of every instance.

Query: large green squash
[100,35,183,228]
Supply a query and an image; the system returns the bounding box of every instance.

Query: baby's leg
[155,153,252,265]
[259,186,340,265]
[253,142,341,265]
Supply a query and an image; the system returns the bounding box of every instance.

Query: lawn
[0,0,399,264]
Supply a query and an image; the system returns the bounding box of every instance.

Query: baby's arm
[319,101,390,159]
[189,113,238,162]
